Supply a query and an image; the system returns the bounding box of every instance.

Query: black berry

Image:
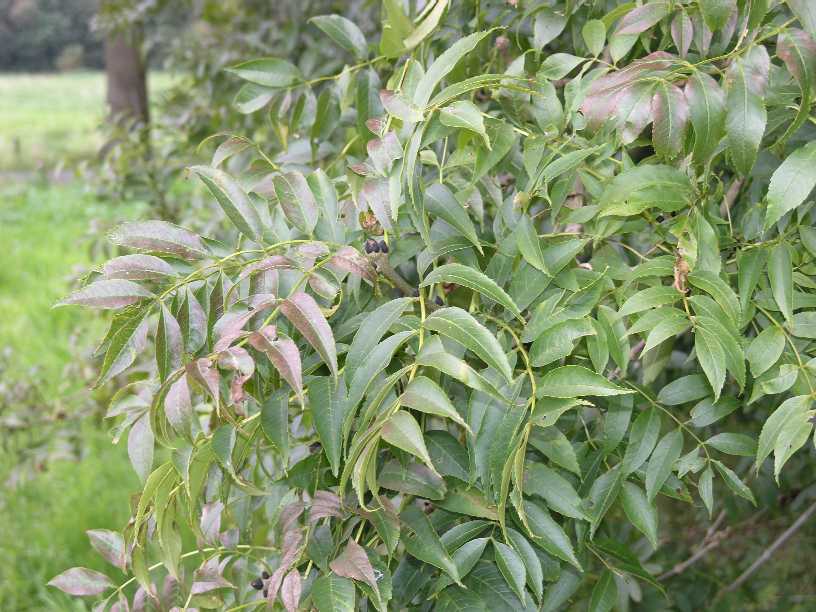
[261,571,270,579]
[434,296,443,306]
[364,238,379,254]
[251,578,264,590]
[379,240,389,253]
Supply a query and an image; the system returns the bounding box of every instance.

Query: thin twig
[720,500,816,595]
[370,252,418,297]
[659,511,727,580]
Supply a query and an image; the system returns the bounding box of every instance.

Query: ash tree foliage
[52,0,816,610]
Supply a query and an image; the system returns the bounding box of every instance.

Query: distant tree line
[0,0,102,71]
[0,0,191,72]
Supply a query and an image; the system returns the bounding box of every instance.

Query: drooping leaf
[190,166,263,242]
[424,307,512,382]
[422,263,522,320]
[645,429,683,502]
[401,376,470,431]
[280,291,338,375]
[424,183,483,254]
[310,14,368,59]
[381,410,435,471]
[523,499,582,570]
[48,567,113,597]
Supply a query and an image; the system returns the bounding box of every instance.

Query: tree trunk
[104,26,148,124]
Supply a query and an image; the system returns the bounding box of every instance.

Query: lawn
[0,72,161,610]
[0,71,174,171]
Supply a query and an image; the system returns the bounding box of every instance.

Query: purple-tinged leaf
[272,171,319,235]
[86,529,127,572]
[328,246,377,283]
[330,539,379,593]
[367,131,402,175]
[380,89,424,122]
[200,501,224,545]
[684,71,726,166]
[48,567,113,596]
[581,52,674,130]
[59,279,153,309]
[280,292,338,375]
[212,296,277,353]
[671,11,693,57]
[178,289,207,354]
[310,490,344,523]
[725,47,768,175]
[249,326,304,404]
[157,305,183,382]
[266,567,286,606]
[164,374,193,435]
[187,358,221,406]
[191,557,234,595]
[774,29,816,146]
[103,254,177,281]
[616,80,657,144]
[652,82,690,159]
[236,255,293,283]
[218,346,255,404]
[361,178,394,231]
[281,570,302,612]
[615,1,670,36]
[789,0,816,39]
[212,135,253,168]
[128,412,154,483]
[190,165,263,242]
[309,271,340,300]
[109,220,208,260]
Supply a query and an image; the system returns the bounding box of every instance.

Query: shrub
[52,1,816,610]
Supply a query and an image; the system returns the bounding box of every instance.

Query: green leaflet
[765,141,816,229]
[413,30,493,107]
[310,376,348,477]
[423,307,512,382]
[599,165,693,217]
[381,410,435,472]
[621,482,659,549]
[400,505,461,583]
[522,499,582,570]
[312,574,356,612]
[190,166,263,242]
[309,14,368,60]
[424,183,483,254]
[538,365,633,398]
[400,375,470,431]
[421,263,522,320]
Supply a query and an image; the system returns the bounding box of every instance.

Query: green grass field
[0,72,159,610]
[0,72,174,171]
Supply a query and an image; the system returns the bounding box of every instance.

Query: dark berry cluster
[251,570,271,597]
[364,239,389,254]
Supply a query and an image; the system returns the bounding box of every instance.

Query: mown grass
[0,182,143,390]
[0,180,145,610]
[0,71,162,610]
[0,427,138,611]
[0,71,174,171]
